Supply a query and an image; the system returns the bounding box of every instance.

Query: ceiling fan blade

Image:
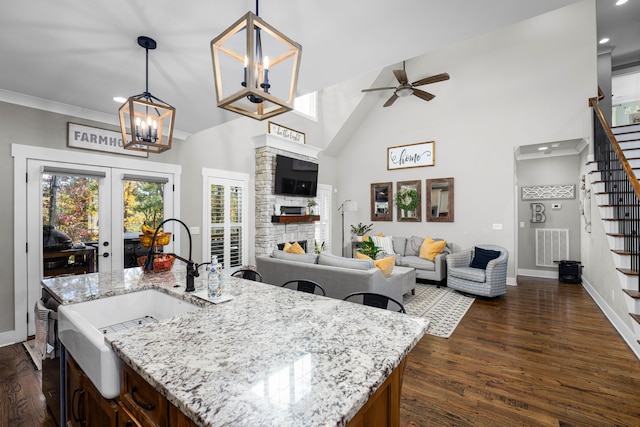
[361,87,397,92]
[393,69,408,85]
[383,93,399,107]
[411,73,450,87]
[412,89,435,102]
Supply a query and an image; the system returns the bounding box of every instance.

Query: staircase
[589,98,640,343]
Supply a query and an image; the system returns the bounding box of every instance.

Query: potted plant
[396,188,419,218]
[350,222,374,241]
[314,240,327,254]
[307,198,318,215]
[358,239,382,259]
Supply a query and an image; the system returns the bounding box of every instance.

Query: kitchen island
[43,266,427,426]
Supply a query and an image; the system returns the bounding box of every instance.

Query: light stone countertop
[42,266,428,427]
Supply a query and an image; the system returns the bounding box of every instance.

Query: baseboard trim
[517,269,557,279]
[581,276,640,361]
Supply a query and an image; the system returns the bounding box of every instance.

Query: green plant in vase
[350,222,374,239]
[358,239,382,259]
[307,198,318,215]
[314,240,327,254]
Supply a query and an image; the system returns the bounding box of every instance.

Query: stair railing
[589,93,640,287]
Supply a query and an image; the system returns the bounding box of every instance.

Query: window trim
[201,168,249,269]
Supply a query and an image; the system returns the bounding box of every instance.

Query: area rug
[404,283,475,338]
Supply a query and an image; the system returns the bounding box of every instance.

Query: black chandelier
[119,36,175,154]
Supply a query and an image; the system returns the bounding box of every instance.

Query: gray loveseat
[256,250,416,302]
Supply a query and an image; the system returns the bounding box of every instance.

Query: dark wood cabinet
[65,352,198,427]
[66,354,118,427]
[85,377,118,427]
[117,402,144,427]
[120,364,168,427]
[66,355,86,427]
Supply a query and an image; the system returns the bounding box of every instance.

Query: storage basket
[137,255,175,273]
[139,232,171,247]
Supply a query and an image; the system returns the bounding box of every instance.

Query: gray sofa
[256,250,416,302]
[388,236,451,285]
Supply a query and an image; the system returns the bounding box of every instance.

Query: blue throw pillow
[469,247,501,270]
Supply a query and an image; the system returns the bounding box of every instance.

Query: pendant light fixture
[119,36,175,154]
[210,0,302,121]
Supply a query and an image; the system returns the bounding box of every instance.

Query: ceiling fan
[362,61,450,107]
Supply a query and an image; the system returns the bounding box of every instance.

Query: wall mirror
[426,178,454,222]
[396,180,421,222]
[370,182,392,221]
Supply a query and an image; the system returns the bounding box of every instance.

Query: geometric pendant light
[119,36,175,154]
[210,1,302,121]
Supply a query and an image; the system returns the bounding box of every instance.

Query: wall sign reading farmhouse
[388,141,435,170]
[68,123,147,157]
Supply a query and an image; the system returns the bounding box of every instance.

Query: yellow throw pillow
[374,255,395,278]
[362,236,369,242]
[356,252,394,277]
[419,237,446,261]
[284,241,305,254]
[376,233,384,237]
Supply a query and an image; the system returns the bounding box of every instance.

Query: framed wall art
[387,141,434,170]
[370,182,392,221]
[396,180,421,222]
[426,178,454,222]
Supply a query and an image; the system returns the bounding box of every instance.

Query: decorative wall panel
[521,184,574,200]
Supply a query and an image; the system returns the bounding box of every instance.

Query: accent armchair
[446,245,508,297]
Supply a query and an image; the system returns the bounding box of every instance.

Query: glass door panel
[41,172,100,277]
[123,179,165,268]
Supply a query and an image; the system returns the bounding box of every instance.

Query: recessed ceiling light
[551,143,560,148]
[113,96,127,103]
[616,0,628,6]
[599,38,610,44]
[538,146,549,151]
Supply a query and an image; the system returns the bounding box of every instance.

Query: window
[294,91,318,121]
[203,169,249,270]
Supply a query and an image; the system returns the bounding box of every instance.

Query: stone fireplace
[254,134,322,257]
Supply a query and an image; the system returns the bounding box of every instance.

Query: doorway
[13,144,181,341]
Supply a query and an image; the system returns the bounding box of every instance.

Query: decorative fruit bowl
[139,231,171,247]
[137,255,175,273]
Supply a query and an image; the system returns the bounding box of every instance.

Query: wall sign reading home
[387,141,434,170]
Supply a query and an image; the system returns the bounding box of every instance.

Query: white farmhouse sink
[58,289,201,398]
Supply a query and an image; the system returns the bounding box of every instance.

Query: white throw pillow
[371,235,395,255]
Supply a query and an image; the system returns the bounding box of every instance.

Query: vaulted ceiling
[1,0,631,138]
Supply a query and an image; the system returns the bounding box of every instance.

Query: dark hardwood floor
[0,340,56,426]
[401,277,640,426]
[2,276,640,426]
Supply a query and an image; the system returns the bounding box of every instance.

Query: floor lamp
[338,200,358,257]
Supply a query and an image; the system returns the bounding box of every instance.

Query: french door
[24,161,174,336]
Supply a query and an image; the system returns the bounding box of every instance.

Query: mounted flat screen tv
[274,154,318,197]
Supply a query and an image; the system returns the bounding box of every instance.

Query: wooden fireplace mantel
[271,215,320,223]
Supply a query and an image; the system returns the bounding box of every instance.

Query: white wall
[331,0,597,282]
